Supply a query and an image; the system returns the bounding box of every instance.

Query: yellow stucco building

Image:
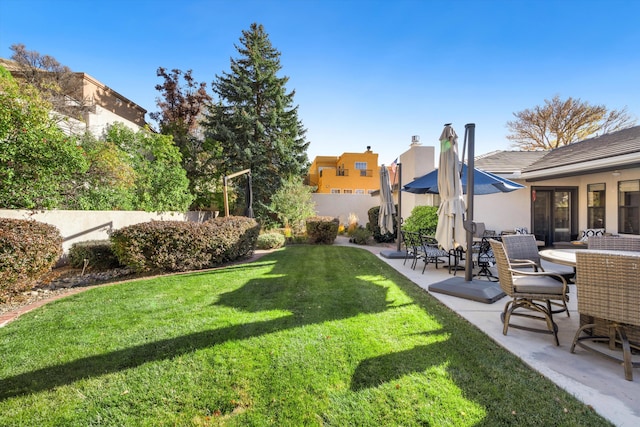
[307,147,379,194]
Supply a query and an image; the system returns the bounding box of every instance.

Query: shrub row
[0,219,63,302]
[110,216,260,272]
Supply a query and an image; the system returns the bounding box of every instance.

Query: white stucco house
[398,126,640,246]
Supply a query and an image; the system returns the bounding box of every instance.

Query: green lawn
[0,245,611,426]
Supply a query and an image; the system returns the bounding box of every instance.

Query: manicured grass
[0,245,611,426]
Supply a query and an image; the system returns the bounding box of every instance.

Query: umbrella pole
[396,162,402,252]
[464,124,475,282]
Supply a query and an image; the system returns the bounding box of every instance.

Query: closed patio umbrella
[434,124,466,252]
[378,165,395,235]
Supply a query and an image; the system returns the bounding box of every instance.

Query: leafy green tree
[69,133,137,210]
[150,67,218,209]
[507,95,637,150]
[0,66,88,209]
[103,123,194,212]
[203,23,310,220]
[268,176,317,233]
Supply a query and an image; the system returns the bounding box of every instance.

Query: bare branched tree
[10,43,91,123]
[506,95,637,150]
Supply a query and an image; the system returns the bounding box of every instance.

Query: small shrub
[0,219,63,302]
[257,232,286,250]
[68,240,122,270]
[306,216,339,244]
[350,227,372,245]
[367,205,397,243]
[346,212,359,236]
[403,205,439,234]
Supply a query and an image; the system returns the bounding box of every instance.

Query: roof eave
[521,153,640,181]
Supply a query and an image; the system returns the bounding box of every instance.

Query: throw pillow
[580,228,605,242]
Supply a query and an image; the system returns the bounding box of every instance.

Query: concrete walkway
[341,237,639,427]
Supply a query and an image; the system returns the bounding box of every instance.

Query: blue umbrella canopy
[403,164,524,195]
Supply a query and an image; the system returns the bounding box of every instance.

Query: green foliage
[103,123,194,212]
[305,216,339,244]
[68,240,121,270]
[367,205,397,243]
[268,175,316,233]
[0,219,62,302]
[0,66,89,209]
[110,217,259,272]
[70,134,136,210]
[204,23,310,220]
[349,227,372,245]
[403,205,439,234]
[256,232,286,249]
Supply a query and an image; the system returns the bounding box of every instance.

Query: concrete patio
[345,238,640,426]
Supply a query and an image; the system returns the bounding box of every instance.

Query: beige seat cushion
[513,275,565,295]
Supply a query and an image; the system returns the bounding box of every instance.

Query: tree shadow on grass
[0,247,392,400]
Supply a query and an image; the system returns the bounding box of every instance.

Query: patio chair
[419,234,449,273]
[401,230,424,270]
[474,236,499,281]
[502,234,570,316]
[571,250,640,381]
[588,235,640,252]
[489,239,569,346]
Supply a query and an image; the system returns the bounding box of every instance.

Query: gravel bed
[0,267,137,316]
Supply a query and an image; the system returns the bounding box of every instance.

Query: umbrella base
[428,277,506,304]
[380,250,407,259]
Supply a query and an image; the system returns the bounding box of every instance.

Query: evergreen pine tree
[204,23,309,220]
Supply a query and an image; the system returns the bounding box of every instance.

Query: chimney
[410,135,421,146]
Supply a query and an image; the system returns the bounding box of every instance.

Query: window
[355,161,368,177]
[587,183,605,228]
[330,189,341,194]
[355,189,365,195]
[343,189,353,194]
[618,180,640,234]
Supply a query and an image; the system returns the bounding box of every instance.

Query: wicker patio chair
[571,250,640,381]
[490,239,569,346]
[502,234,570,316]
[419,234,449,273]
[588,235,640,252]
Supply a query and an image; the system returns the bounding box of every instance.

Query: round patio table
[538,248,584,267]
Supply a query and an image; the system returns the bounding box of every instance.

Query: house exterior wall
[526,167,640,236]
[398,145,437,220]
[309,150,379,194]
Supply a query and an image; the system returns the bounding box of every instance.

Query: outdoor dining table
[538,248,582,267]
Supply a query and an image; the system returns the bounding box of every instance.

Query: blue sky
[1,0,639,166]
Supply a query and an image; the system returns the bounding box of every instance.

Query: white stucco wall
[0,210,194,254]
[311,194,380,227]
[85,105,142,137]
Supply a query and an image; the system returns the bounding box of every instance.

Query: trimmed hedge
[306,216,339,244]
[0,218,63,302]
[257,232,286,249]
[110,216,260,272]
[68,240,122,270]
